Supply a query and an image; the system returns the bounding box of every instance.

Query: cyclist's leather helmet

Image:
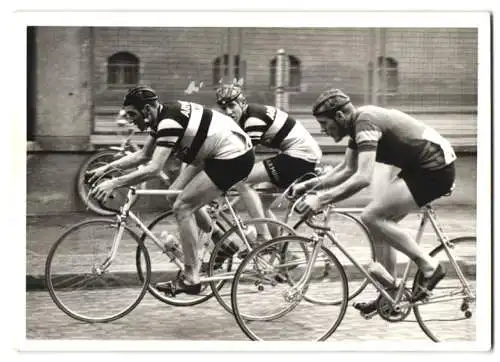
[216,84,245,106]
[123,86,159,110]
[312,88,351,116]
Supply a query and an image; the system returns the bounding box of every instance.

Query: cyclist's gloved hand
[294,192,321,215]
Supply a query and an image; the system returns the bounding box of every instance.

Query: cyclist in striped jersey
[89,86,254,295]
[215,84,322,239]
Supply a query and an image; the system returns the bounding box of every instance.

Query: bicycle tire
[293,210,376,303]
[136,210,232,307]
[45,219,151,323]
[75,150,146,215]
[413,236,477,342]
[207,218,296,315]
[231,235,349,341]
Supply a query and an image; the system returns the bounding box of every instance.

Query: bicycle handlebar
[86,168,133,214]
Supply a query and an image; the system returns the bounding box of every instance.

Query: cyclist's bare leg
[366,164,413,277]
[360,177,439,277]
[173,171,224,285]
[354,213,403,312]
[194,206,225,247]
[235,162,273,239]
[194,206,212,233]
[264,208,281,237]
[171,165,225,241]
[369,212,406,277]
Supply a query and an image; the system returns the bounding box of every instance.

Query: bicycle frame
[296,203,475,309]
[102,187,259,283]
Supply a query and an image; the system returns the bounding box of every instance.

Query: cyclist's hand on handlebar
[86,166,107,185]
[89,178,117,202]
[287,182,308,200]
[294,192,322,215]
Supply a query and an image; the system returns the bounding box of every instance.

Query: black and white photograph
[15,8,492,352]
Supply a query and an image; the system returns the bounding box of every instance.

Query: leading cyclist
[88,86,254,295]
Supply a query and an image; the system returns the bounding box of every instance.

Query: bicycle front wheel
[45,219,151,323]
[231,235,349,341]
[413,236,476,342]
[208,218,296,315]
[293,210,375,303]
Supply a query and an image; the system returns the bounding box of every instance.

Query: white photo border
[11,10,492,353]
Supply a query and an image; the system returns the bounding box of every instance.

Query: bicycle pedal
[411,288,432,303]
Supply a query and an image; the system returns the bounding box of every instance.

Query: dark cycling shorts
[398,163,456,207]
[204,149,255,192]
[263,153,317,189]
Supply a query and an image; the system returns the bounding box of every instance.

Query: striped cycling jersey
[347,105,457,171]
[239,104,322,163]
[149,101,252,165]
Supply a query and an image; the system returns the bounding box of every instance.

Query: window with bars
[270,55,302,90]
[212,54,245,85]
[368,56,399,95]
[107,52,140,87]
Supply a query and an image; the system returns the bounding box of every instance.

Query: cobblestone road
[27,278,476,342]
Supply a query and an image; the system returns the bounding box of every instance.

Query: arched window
[107,52,139,87]
[270,55,302,90]
[212,54,244,85]
[368,56,399,95]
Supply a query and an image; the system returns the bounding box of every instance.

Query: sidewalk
[26,205,477,290]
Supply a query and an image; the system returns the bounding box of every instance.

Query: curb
[27,259,475,291]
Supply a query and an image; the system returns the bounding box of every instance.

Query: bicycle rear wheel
[413,236,476,342]
[45,219,151,323]
[231,235,349,341]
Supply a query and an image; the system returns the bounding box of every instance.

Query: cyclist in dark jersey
[292,88,456,314]
[89,86,254,295]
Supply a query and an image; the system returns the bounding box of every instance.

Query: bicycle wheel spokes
[231,235,349,341]
[136,211,214,306]
[413,236,476,342]
[209,218,296,315]
[293,211,375,302]
[45,219,150,323]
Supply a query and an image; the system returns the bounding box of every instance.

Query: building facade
[26,26,478,214]
[29,26,477,150]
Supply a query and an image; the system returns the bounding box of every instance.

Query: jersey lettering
[264,106,277,120]
[178,100,191,118]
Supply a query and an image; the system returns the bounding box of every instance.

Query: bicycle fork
[283,236,323,303]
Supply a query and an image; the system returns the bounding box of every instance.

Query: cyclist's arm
[316,150,375,205]
[100,134,156,172]
[112,144,172,188]
[302,147,357,191]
